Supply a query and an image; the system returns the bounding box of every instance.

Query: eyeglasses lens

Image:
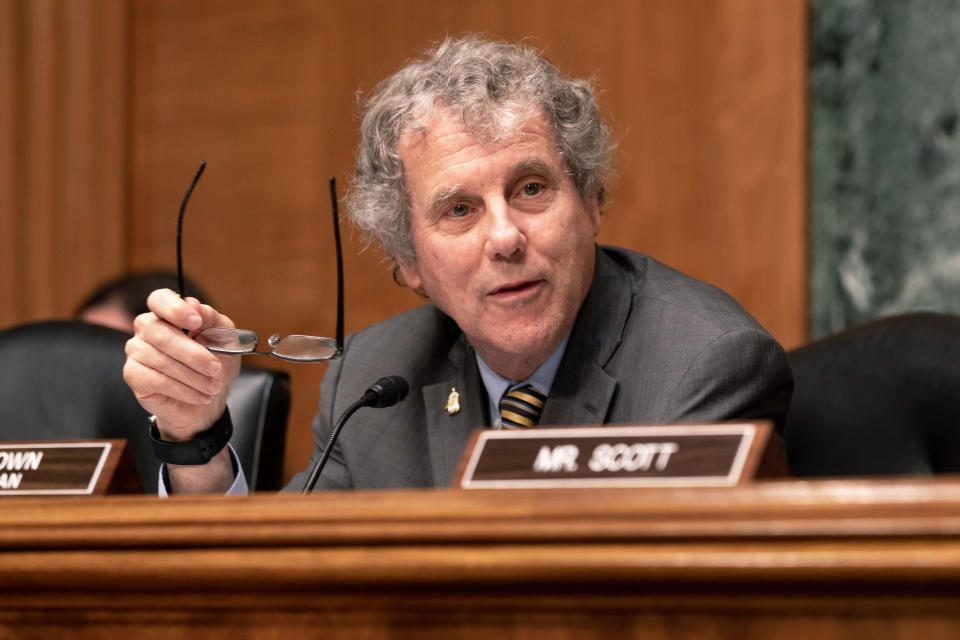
[197,328,259,353]
[270,335,340,361]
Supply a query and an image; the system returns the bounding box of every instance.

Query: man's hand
[123,288,242,493]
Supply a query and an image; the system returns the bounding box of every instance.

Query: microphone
[302,376,409,493]
[361,376,409,408]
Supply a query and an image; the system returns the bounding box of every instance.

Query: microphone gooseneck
[302,376,409,493]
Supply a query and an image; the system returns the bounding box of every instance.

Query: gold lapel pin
[445,387,460,415]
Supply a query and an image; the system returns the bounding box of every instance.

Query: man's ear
[396,259,423,291]
[587,195,602,236]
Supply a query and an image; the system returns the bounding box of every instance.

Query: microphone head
[365,376,409,408]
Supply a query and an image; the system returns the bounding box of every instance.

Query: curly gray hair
[346,36,613,264]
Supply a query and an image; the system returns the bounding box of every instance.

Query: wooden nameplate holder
[456,421,785,489]
[0,439,142,496]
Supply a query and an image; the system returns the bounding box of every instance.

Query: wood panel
[0,1,14,317]
[126,0,807,484]
[0,0,128,327]
[3,479,960,638]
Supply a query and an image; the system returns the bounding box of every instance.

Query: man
[123,37,793,494]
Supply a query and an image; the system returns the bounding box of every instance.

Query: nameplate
[457,422,779,489]
[0,440,141,496]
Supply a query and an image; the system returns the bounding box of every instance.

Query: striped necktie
[499,384,547,429]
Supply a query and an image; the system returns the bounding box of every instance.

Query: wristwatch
[148,409,234,465]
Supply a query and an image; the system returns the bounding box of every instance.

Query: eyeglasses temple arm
[330,176,344,350]
[177,161,207,298]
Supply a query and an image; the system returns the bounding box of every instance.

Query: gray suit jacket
[286,246,793,491]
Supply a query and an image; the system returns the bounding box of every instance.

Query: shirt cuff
[157,443,249,497]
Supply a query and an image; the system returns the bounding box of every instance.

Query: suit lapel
[541,247,633,426]
[423,336,487,486]
[540,358,617,426]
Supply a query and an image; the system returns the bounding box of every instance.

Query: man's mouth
[490,280,541,296]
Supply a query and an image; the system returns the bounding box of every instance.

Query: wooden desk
[3,478,960,638]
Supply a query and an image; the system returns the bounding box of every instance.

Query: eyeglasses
[176,161,344,362]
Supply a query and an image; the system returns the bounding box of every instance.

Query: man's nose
[483,199,526,260]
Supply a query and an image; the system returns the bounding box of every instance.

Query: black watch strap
[149,408,234,465]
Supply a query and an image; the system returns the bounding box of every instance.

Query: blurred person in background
[76,272,210,333]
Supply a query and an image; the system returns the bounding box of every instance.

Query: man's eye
[449,203,470,217]
[520,182,543,197]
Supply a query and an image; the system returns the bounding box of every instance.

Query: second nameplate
[457,422,782,489]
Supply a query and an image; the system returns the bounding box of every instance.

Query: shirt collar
[475,331,571,429]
